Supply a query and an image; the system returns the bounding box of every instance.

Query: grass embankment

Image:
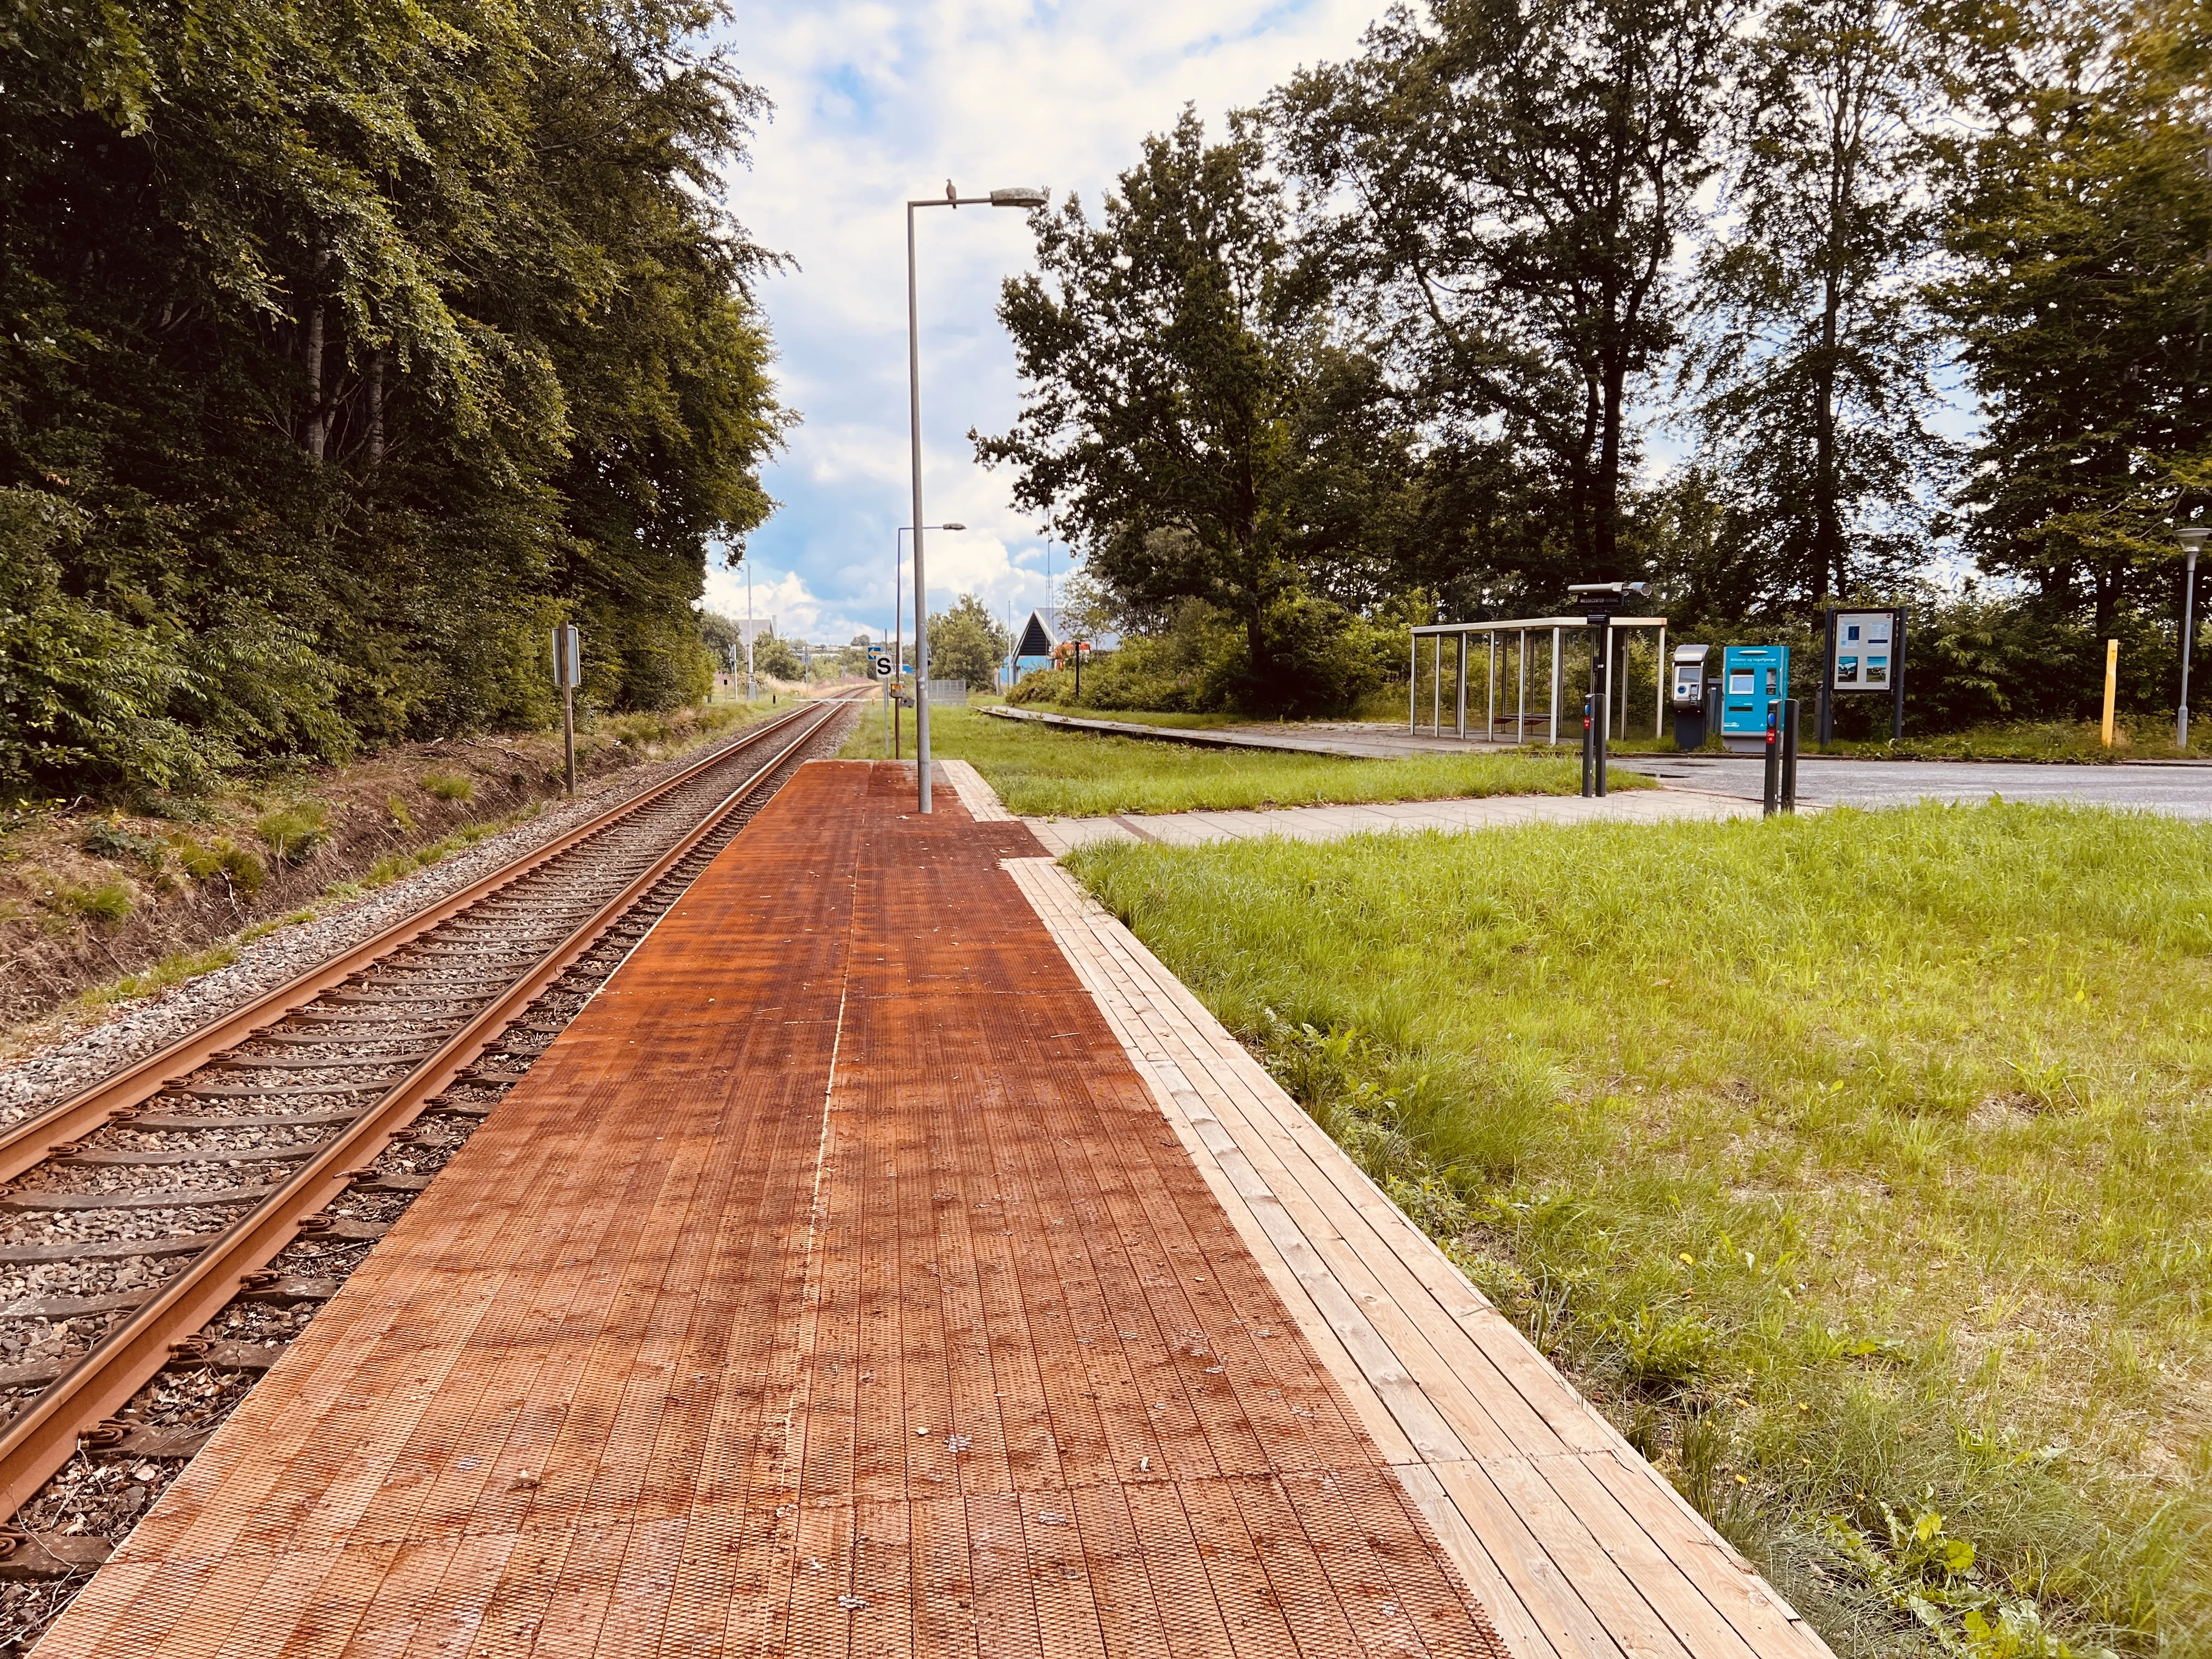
[838,703,1651,816]
[0,698,787,1053]
[1070,805,2212,1658]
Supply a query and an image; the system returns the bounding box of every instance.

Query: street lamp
[892,522,964,758]
[907,179,1048,811]
[2179,524,2209,749]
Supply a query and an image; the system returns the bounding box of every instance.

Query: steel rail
[0,696,850,1185]
[0,695,855,1519]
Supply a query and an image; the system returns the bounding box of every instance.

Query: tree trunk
[1595,359,1627,573]
[303,301,327,460]
[366,345,385,467]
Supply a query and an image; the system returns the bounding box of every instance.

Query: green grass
[1822,720,2209,764]
[52,876,134,925]
[838,703,1651,816]
[1003,703,1246,730]
[256,800,329,865]
[1068,804,2212,1658]
[75,942,240,1007]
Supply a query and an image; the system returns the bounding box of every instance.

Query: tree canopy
[0,0,788,799]
[975,110,1419,710]
[985,0,2212,729]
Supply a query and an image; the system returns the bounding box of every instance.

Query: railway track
[0,691,863,1636]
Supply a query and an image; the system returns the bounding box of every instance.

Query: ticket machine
[1719,644,1788,754]
[1669,644,1712,749]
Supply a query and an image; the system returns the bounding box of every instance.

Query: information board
[1831,611,1895,692]
[1818,604,1907,744]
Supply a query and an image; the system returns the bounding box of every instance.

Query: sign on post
[550,624,581,795]
[1818,606,1906,746]
[552,624,581,690]
[868,647,894,681]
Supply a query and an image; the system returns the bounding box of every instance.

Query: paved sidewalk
[990,780,1763,858]
[1625,753,2212,814]
[985,706,1520,759]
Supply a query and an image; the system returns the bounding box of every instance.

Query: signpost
[1818,606,1906,746]
[1566,582,1651,797]
[869,645,895,757]
[551,624,581,795]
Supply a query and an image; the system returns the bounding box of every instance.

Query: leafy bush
[1009,594,1397,719]
[82,817,162,865]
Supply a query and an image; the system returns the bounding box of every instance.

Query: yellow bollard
[2101,639,2119,747]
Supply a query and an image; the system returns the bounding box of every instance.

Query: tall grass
[1070,804,2212,1657]
[842,704,1651,816]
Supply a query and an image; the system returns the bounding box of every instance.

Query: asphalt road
[1619,753,2212,814]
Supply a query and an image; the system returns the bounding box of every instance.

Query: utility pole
[745,564,755,702]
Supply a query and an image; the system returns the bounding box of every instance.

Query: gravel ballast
[0,721,783,1130]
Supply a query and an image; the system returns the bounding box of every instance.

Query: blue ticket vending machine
[1719,644,1788,754]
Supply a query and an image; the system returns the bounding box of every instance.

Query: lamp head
[2179,524,2210,555]
[941,522,966,531]
[990,185,1049,208]
[1567,580,1652,599]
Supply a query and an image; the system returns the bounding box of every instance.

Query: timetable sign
[1832,611,1894,692]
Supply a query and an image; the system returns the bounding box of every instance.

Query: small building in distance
[1008,607,1119,687]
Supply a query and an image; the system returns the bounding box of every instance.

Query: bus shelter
[1408,615,1668,745]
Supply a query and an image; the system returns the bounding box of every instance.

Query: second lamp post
[906,180,1047,810]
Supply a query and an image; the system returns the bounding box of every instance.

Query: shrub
[179,838,268,894]
[82,817,162,865]
[421,770,474,803]
[1008,594,1397,719]
[55,877,134,925]
[257,801,330,866]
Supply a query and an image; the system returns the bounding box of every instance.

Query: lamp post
[907,180,1048,811]
[893,522,963,758]
[2180,524,2209,749]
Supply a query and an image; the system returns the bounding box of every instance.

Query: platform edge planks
[997,839,1836,1659]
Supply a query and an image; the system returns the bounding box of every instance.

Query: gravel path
[0,723,776,1130]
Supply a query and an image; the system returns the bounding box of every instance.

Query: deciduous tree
[974,110,1415,707]
[1274,0,1734,585]
[1683,0,1950,605]
[1933,0,2212,635]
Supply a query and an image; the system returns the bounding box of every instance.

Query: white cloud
[718,0,1378,644]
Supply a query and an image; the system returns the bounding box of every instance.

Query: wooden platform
[940,759,1834,1659]
[33,763,1511,1658]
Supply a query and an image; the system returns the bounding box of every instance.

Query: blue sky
[704,0,1380,646]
